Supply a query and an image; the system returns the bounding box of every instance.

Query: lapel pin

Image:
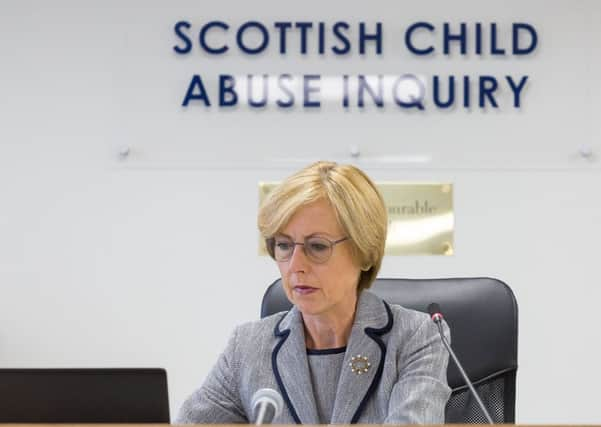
[349,354,371,375]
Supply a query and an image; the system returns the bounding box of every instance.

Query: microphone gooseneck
[251,388,283,425]
[428,302,495,425]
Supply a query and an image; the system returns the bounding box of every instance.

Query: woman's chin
[294,299,328,317]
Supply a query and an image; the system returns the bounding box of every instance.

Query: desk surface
[2,425,600,427]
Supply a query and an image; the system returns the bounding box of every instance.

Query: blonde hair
[258,161,387,291]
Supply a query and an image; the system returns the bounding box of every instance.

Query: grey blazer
[176,290,451,424]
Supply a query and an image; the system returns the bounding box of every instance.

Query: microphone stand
[431,309,494,425]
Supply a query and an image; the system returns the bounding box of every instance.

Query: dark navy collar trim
[273,310,289,337]
[306,346,347,355]
[350,300,393,423]
[271,312,301,424]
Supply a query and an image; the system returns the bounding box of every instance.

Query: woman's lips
[293,286,318,295]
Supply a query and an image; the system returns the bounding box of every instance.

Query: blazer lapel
[272,308,319,424]
[330,291,393,424]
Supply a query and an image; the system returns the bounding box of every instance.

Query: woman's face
[276,199,362,318]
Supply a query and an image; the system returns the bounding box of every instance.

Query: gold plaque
[379,183,454,255]
[258,182,454,256]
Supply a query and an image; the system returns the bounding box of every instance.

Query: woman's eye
[276,242,292,251]
[309,242,328,252]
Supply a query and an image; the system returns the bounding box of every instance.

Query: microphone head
[427,303,444,322]
[251,388,284,423]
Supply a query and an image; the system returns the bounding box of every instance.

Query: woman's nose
[287,243,310,271]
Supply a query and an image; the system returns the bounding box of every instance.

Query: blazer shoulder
[234,310,288,342]
[386,302,450,346]
[387,303,432,334]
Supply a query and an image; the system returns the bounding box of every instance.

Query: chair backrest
[261,277,518,423]
[0,368,170,423]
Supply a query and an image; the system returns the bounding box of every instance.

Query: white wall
[1,0,600,423]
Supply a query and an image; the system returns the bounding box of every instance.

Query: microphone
[427,303,494,425]
[251,388,284,425]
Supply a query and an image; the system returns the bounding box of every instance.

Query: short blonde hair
[258,161,387,291]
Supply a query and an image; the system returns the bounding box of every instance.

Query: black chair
[261,277,518,424]
[0,368,170,423]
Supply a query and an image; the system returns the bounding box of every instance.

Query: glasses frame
[266,235,349,264]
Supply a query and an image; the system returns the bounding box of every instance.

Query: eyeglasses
[266,235,349,264]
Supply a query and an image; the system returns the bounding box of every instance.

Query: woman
[177,161,450,424]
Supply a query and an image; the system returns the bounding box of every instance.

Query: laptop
[0,368,169,423]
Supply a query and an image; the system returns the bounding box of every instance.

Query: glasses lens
[305,236,333,263]
[273,236,294,261]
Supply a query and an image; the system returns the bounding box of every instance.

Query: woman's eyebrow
[276,232,336,239]
[306,232,337,238]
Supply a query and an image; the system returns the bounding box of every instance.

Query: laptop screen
[0,368,169,423]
